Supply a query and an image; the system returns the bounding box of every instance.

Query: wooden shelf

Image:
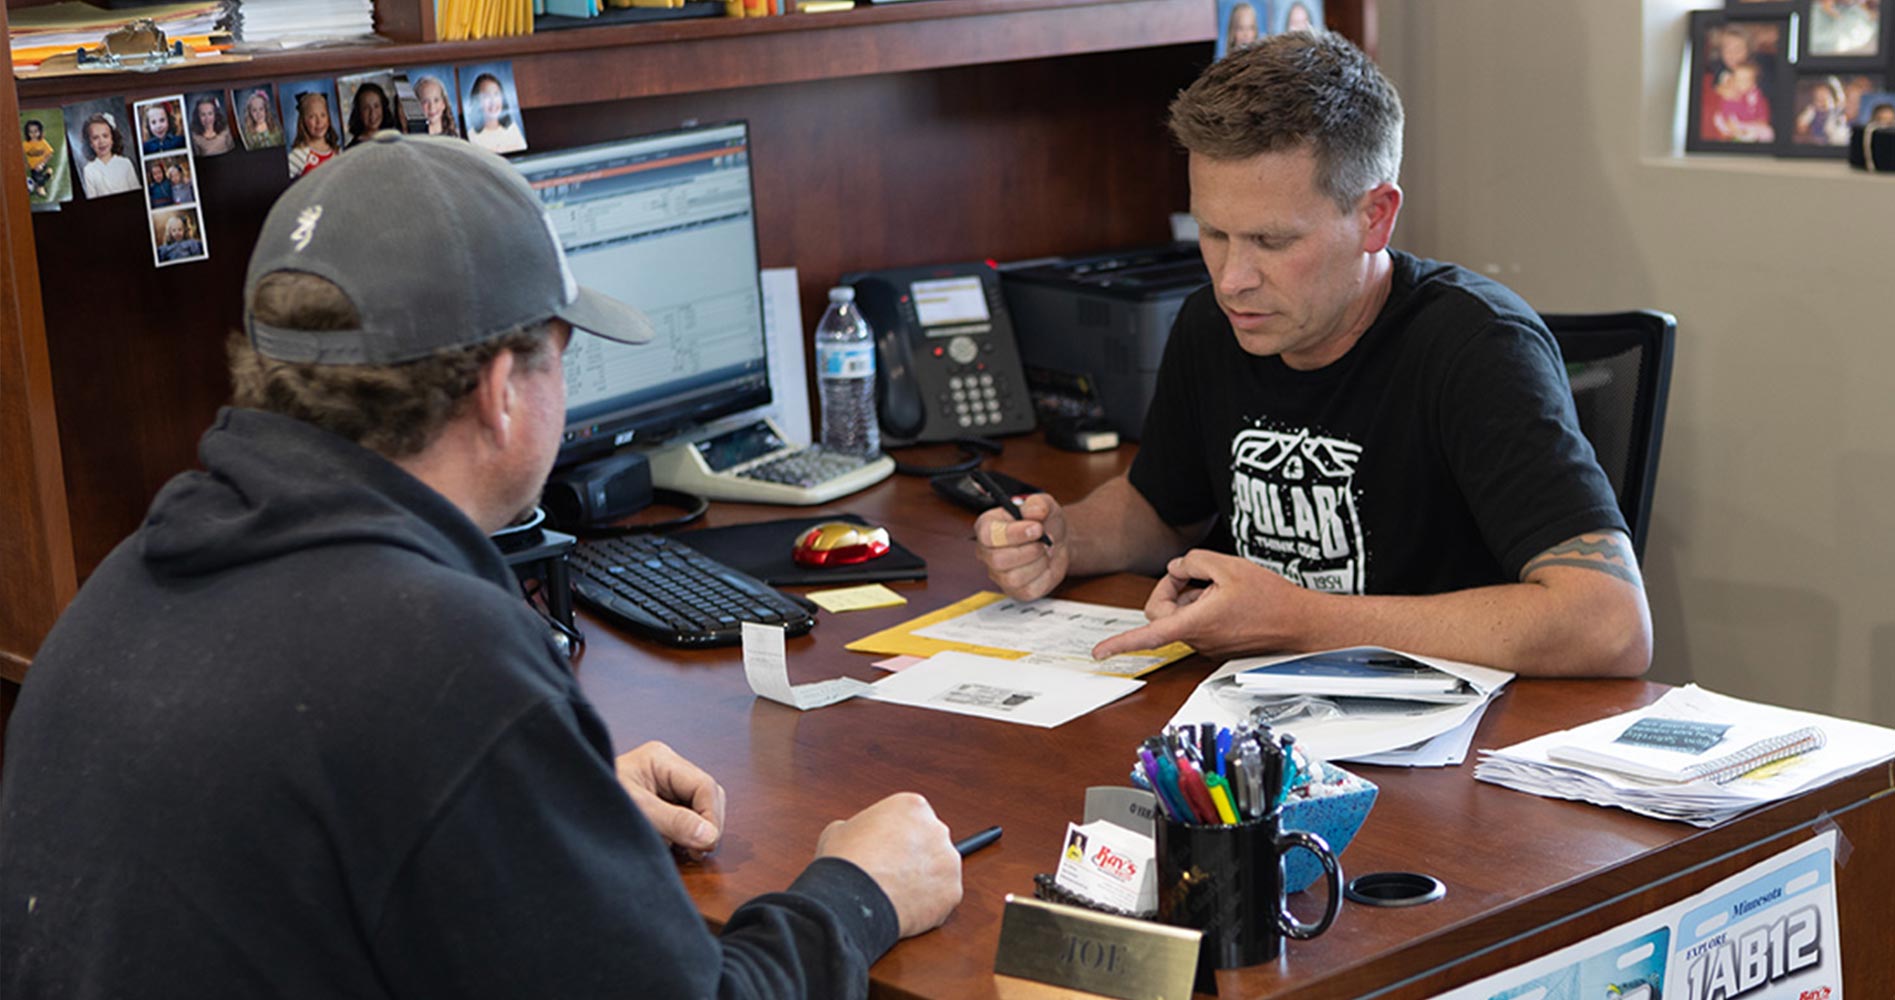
[17,0,1214,106]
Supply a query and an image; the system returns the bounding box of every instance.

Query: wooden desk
[571,438,1895,998]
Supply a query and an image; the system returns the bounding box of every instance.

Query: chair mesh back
[1542,312,1676,559]
[1566,340,1645,506]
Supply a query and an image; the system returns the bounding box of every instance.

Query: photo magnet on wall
[458,60,528,154]
[399,65,463,137]
[280,78,342,179]
[21,107,73,211]
[184,90,237,158]
[233,83,287,152]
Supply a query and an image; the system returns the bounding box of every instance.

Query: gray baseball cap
[244,131,653,364]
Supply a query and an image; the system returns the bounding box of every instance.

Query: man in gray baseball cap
[1,133,961,998]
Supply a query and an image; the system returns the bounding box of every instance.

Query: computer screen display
[513,121,769,467]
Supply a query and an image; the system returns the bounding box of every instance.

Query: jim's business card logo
[1229,425,1366,593]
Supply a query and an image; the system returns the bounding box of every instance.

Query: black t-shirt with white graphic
[1129,249,1624,596]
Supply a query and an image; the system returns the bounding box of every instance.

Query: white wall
[1378,0,1895,724]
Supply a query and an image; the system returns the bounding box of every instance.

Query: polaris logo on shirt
[1229,426,1366,593]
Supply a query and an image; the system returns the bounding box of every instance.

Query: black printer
[1000,244,1208,441]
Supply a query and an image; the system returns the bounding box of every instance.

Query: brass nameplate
[993,894,1201,1000]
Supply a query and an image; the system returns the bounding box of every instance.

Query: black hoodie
[0,408,897,999]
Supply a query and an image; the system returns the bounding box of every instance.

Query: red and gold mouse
[793,521,891,567]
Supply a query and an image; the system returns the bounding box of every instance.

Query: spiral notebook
[1547,709,1827,785]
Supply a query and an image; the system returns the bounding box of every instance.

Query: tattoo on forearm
[1523,534,1642,586]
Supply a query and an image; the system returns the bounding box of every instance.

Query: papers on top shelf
[845,591,1193,678]
[1166,647,1514,765]
[1476,684,1895,826]
[863,651,1143,728]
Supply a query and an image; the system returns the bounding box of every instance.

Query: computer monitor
[512,121,769,469]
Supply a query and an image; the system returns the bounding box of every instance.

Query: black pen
[954,825,1004,856]
[972,470,1053,547]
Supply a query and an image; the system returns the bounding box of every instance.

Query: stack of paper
[1476,685,1895,826]
[1168,646,1514,766]
[232,0,376,48]
[9,1,228,69]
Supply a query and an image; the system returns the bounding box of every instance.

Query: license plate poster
[1428,830,1842,1000]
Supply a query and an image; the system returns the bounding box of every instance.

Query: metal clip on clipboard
[73,20,190,73]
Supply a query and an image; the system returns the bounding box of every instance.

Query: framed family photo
[1725,0,1796,16]
[1686,10,1790,153]
[1783,72,1884,154]
[1796,0,1888,71]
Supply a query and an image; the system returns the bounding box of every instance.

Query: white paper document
[863,651,1143,728]
[911,596,1155,661]
[756,268,811,446]
[1166,647,1514,764]
[1477,684,1895,826]
[741,622,872,710]
[1349,696,1496,767]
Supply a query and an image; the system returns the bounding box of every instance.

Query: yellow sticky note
[807,584,908,614]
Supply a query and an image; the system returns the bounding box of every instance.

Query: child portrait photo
[185,90,237,158]
[458,61,527,154]
[1216,0,1267,58]
[279,79,341,179]
[1273,0,1322,35]
[233,83,286,152]
[400,65,461,137]
[338,70,403,150]
[21,107,72,209]
[150,206,208,267]
[134,96,187,157]
[62,96,140,200]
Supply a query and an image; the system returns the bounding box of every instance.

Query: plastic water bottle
[814,286,880,457]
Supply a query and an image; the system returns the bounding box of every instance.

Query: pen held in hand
[972,470,1053,548]
[954,825,1004,856]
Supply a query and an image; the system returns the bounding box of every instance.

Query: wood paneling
[31,45,1201,579]
[1,3,77,681]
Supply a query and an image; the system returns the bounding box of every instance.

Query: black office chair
[1540,310,1676,560]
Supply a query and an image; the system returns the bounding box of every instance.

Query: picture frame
[1797,0,1888,70]
[1857,88,1895,123]
[1725,0,1796,17]
[1685,10,1791,154]
[1783,72,1884,155]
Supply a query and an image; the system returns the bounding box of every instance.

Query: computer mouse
[793,521,892,567]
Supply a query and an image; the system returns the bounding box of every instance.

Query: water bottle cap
[828,286,856,304]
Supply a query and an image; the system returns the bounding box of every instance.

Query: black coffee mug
[1155,814,1343,968]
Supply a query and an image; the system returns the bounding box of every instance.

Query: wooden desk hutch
[0,0,1371,707]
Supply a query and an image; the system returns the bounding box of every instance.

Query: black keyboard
[568,534,816,647]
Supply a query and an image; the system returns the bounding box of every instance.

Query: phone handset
[854,277,927,443]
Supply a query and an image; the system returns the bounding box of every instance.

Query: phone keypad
[944,372,1012,429]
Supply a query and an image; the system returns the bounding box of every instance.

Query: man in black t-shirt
[975,33,1650,678]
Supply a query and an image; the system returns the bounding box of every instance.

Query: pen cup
[1155,813,1342,968]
